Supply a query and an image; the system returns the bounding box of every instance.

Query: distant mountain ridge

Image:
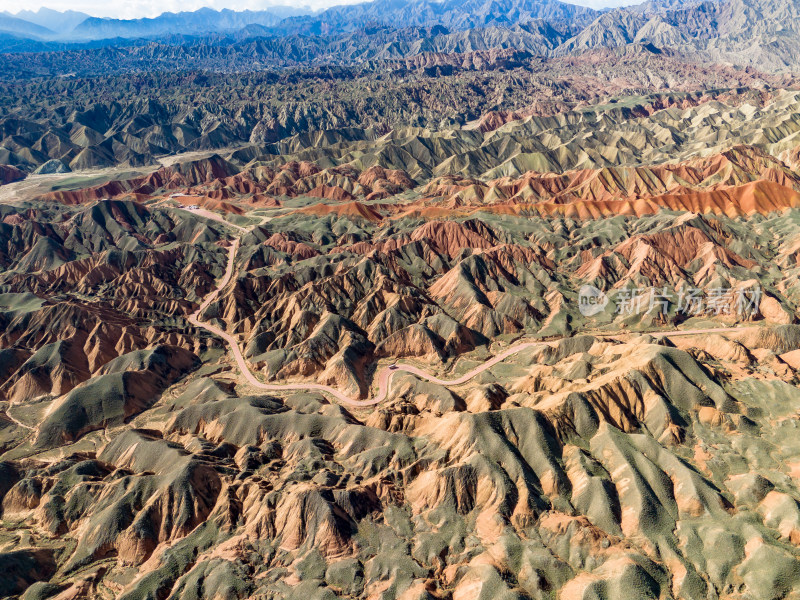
[0,5,314,40]
[70,7,313,40]
[2,0,599,42]
[273,0,600,36]
[2,0,800,72]
[10,7,89,32]
[558,0,800,70]
[0,13,54,38]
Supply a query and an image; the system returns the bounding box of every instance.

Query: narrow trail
[3,407,34,431]
[5,413,33,431]
[188,228,762,408]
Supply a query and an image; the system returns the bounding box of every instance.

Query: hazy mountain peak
[11,7,90,33]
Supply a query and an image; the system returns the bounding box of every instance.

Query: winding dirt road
[3,408,33,432]
[188,230,761,408]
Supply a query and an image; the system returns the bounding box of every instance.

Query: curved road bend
[189,235,761,408]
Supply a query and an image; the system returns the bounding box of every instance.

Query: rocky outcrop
[0,165,26,184]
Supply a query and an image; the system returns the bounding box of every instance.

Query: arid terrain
[4,0,800,599]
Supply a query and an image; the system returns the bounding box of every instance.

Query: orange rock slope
[403,145,800,219]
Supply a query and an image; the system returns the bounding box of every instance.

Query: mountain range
[5,0,800,597]
[0,5,313,41]
[2,0,800,73]
[2,0,597,41]
[10,7,90,32]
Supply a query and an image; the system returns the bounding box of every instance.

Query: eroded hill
[2,90,800,596]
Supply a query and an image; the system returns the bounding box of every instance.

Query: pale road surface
[3,408,34,431]
[174,205,250,233]
[189,229,762,408]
